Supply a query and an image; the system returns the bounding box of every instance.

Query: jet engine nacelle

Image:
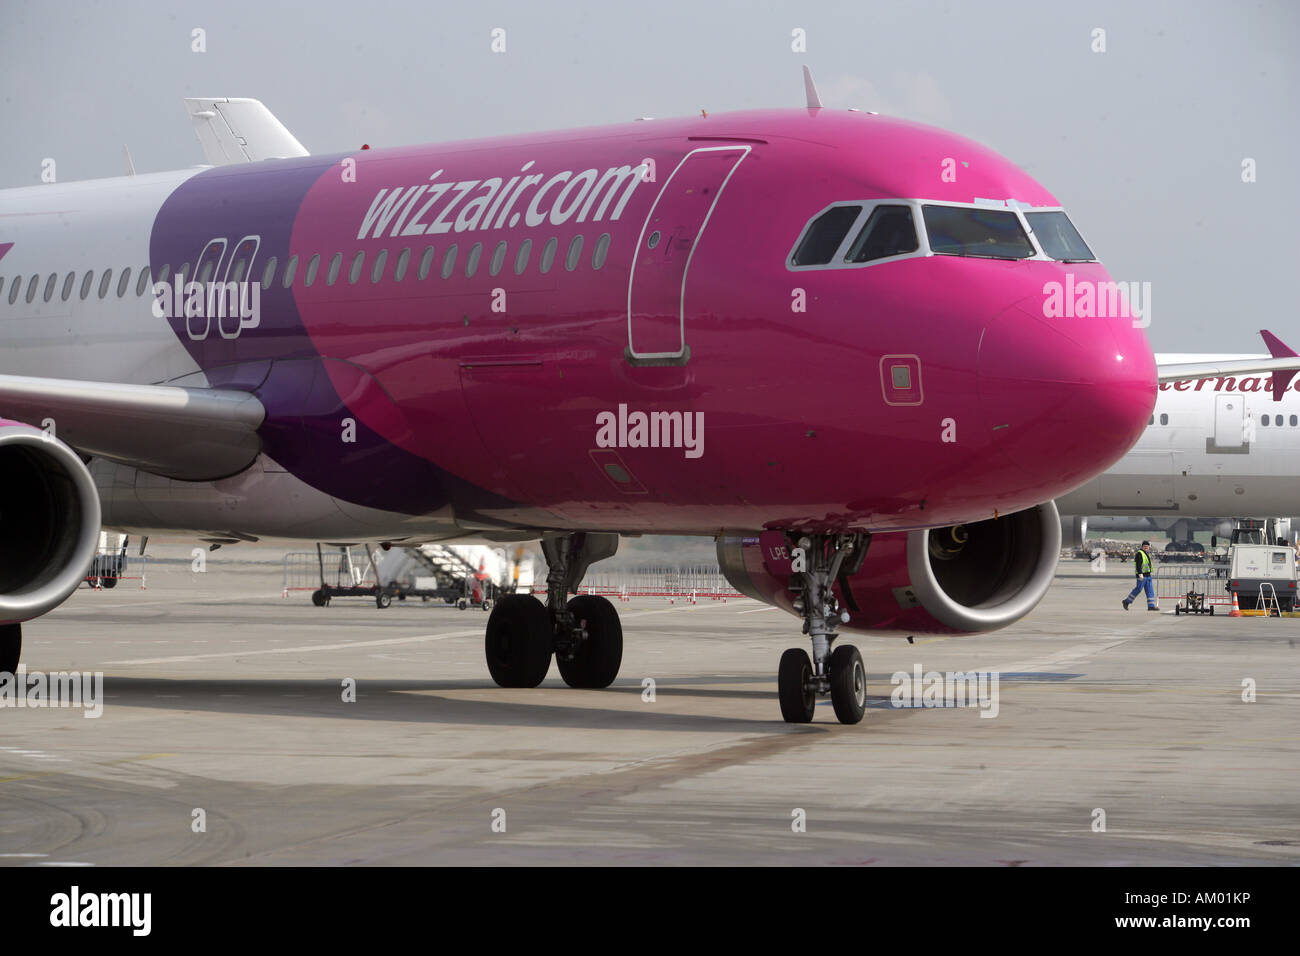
[0,420,102,624]
[717,502,1061,635]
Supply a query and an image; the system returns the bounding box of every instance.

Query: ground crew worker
[1122,541,1157,611]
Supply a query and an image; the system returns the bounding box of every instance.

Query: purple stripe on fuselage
[149,157,518,516]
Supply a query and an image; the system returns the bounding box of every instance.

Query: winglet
[803,66,823,109]
[183,97,309,165]
[1260,329,1299,401]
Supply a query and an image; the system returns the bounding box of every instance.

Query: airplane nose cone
[978,295,1155,491]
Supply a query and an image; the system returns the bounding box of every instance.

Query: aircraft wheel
[485,594,552,687]
[778,648,815,723]
[311,589,328,607]
[376,592,392,609]
[0,623,19,675]
[829,644,866,725]
[558,595,623,689]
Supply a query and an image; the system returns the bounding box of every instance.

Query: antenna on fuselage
[802,66,823,109]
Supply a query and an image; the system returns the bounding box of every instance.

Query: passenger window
[282,256,298,287]
[348,251,365,284]
[592,233,611,269]
[135,267,150,296]
[305,254,321,287]
[1275,415,1283,427]
[845,205,918,263]
[97,270,112,299]
[198,260,215,285]
[371,249,387,283]
[465,242,482,277]
[0,277,4,300]
[418,245,436,280]
[78,271,93,300]
[441,244,458,279]
[1291,415,1298,426]
[394,248,410,281]
[261,257,278,290]
[230,258,248,283]
[792,205,861,266]
[1260,415,1269,426]
[922,205,1035,259]
[116,268,132,297]
[326,253,343,286]
[7,278,19,305]
[43,273,57,302]
[565,235,584,271]
[514,239,532,275]
[540,237,558,274]
[1159,413,1168,425]
[156,263,171,284]
[489,241,507,277]
[177,262,192,285]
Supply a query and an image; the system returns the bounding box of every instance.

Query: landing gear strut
[777,532,870,725]
[0,622,20,675]
[484,532,622,689]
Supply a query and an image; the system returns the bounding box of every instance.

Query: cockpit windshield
[1024,211,1095,261]
[922,205,1035,259]
[845,205,918,263]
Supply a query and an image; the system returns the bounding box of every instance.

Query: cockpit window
[845,205,918,263]
[922,205,1035,260]
[791,205,861,266]
[1024,211,1095,261]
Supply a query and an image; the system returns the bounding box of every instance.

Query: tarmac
[1,544,1297,865]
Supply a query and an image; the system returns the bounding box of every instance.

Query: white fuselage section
[1057,354,1300,519]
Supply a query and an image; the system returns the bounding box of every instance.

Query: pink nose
[978,294,1156,494]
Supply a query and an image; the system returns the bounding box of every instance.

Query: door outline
[626,145,751,363]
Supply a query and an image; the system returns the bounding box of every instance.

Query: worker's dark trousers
[1127,574,1156,607]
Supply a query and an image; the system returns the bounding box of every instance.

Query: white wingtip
[802,66,823,109]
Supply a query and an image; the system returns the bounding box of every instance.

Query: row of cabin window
[1148,413,1300,427]
[0,233,613,307]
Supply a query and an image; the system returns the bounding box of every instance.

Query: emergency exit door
[626,145,749,362]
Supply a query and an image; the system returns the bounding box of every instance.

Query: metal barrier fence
[1153,563,1231,613]
[282,548,379,596]
[533,565,745,604]
[83,551,148,590]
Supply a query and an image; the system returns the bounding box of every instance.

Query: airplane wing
[1157,329,1300,400]
[183,97,309,165]
[0,374,264,480]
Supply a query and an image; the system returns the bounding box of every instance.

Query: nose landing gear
[776,532,870,725]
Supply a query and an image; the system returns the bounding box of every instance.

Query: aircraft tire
[485,594,552,687]
[558,595,622,689]
[778,647,815,723]
[829,644,866,725]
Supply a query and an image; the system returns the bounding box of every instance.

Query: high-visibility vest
[1137,550,1152,574]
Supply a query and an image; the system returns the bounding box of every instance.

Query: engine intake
[718,501,1061,634]
[0,420,102,624]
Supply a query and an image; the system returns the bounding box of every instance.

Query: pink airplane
[2,74,1295,721]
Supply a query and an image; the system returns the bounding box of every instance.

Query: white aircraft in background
[1058,331,1300,547]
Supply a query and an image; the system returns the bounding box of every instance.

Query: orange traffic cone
[1229,591,1242,617]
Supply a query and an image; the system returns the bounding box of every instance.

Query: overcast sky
[2,0,1295,352]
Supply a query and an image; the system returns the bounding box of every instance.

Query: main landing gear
[484,532,622,689]
[0,622,19,675]
[777,533,870,725]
